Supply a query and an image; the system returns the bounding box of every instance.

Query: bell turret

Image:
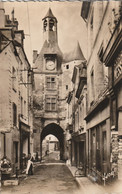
[42,8,58,43]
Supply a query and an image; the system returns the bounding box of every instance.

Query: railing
[89,168,118,186]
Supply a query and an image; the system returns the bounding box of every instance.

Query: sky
[3,1,87,65]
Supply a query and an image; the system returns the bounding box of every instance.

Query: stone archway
[40,123,65,160]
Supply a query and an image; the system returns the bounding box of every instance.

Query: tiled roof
[63,42,86,63]
[34,40,63,71]
[40,40,63,57]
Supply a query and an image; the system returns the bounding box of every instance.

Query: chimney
[0,2,5,28]
[33,50,38,63]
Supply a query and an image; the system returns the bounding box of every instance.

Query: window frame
[12,67,17,92]
[46,76,56,90]
[45,96,57,112]
[102,131,107,162]
[66,85,68,90]
[66,64,69,69]
[13,102,17,126]
[90,66,95,104]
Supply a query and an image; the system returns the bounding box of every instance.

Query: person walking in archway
[26,153,34,175]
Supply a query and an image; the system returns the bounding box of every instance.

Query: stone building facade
[33,8,65,160]
[33,8,86,161]
[81,1,122,182]
[65,45,87,174]
[0,6,34,172]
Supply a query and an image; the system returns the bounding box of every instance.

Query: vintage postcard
[0,1,122,194]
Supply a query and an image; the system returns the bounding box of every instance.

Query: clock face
[46,60,55,71]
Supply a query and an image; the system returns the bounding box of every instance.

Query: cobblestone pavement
[2,151,122,194]
[1,152,80,194]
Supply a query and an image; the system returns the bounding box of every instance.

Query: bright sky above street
[4,1,87,65]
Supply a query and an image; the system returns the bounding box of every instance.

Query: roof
[40,40,62,56]
[42,8,56,21]
[34,40,63,71]
[63,42,86,63]
[0,32,31,69]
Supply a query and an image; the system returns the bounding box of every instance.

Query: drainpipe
[19,120,23,171]
[4,133,6,156]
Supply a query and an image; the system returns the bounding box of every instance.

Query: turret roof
[63,42,86,63]
[42,8,56,20]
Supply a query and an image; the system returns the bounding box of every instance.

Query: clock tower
[34,8,62,73]
[33,7,64,126]
[33,8,66,159]
[33,8,85,161]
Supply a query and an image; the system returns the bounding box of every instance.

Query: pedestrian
[26,153,34,175]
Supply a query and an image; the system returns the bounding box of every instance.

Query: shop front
[20,121,30,170]
[71,132,86,175]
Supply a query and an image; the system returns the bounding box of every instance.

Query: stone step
[3,179,19,186]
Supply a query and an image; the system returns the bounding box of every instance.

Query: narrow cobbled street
[1,152,80,194]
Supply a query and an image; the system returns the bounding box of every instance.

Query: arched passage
[40,123,65,160]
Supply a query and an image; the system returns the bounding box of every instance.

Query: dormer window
[49,19,54,31]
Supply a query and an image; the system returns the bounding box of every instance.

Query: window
[33,129,37,133]
[66,85,68,90]
[66,64,69,69]
[49,19,54,31]
[111,98,117,128]
[45,96,57,111]
[102,131,107,161]
[91,132,96,165]
[21,97,23,115]
[46,77,56,89]
[13,103,17,126]
[24,101,26,117]
[90,68,95,103]
[44,19,47,31]
[12,67,17,91]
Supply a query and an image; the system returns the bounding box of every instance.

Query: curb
[66,165,104,194]
[75,177,86,193]
[66,165,82,189]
